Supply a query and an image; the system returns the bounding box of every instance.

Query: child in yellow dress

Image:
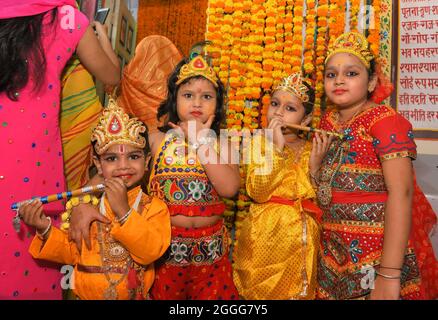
[233,73,332,299]
[18,99,171,300]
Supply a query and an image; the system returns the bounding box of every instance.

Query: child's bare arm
[309,132,333,182]
[200,143,240,198]
[370,157,413,300]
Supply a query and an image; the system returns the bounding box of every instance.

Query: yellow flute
[284,123,344,139]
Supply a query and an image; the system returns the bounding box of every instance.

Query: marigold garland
[313,0,329,126]
[303,0,316,81]
[368,0,381,56]
[205,0,388,256]
[350,0,361,31]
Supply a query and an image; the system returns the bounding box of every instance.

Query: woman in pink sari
[0,0,120,299]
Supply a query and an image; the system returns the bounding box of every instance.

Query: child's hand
[369,276,401,300]
[267,116,286,151]
[19,200,50,234]
[68,204,110,252]
[309,132,333,176]
[91,21,109,39]
[104,178,130,219]
[169,115,215,142]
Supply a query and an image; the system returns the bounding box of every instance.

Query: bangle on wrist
[190,136,214,151]
[375,270,401,280]
[379,265,402,271]
[117,208,132,225]
[310,171,319,184]
[36,216,52,240]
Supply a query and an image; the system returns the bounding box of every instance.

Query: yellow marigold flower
[61,211,70,222]
[243,107,252,115]
[304,63,315,73]
[218,71,228,79]
[234,1,243,10]
[61,222,70,231]
[266,16,276,26]
[316,83,324,91]
[224,0,233,11]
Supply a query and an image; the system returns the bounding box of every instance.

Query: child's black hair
[367,58,377,99]
[0,9,57,101]
[157,58,226,135]
[302,81,316,116]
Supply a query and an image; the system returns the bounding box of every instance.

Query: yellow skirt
[233,202,320,300]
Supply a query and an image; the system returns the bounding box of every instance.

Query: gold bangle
[310,172,319,184]
[116,208,132,225]
[379,265,402,271]
[375,270,401,280]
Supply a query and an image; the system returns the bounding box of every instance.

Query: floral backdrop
[137,0,393,253]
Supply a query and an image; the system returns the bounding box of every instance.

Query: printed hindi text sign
[398,0,438,131]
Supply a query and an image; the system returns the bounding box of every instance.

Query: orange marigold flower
[317,5,328,16]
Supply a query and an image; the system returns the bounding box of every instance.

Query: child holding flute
[18,99,171,300]
[233,73,332,299]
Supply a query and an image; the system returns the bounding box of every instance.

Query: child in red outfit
[147,54,240,300]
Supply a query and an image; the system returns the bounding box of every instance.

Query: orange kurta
[29,186,171,300]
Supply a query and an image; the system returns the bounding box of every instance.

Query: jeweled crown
[325,32,375,69]
[91,97,146,155]
[176,55,219,87]
[273,73,310,102]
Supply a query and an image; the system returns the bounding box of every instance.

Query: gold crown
[91,97,146,155]
[325,32,375,69]
[176,55,219,87]
[273,73,310,102]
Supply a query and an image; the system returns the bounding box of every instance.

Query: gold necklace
[97,222,131,300]
[97,189,143,300]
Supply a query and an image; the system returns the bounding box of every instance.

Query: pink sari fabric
[0,0,75,18]
[0,6,88,299]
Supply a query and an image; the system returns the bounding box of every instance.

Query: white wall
[416,139,438,155]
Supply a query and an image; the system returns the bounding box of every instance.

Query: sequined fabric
[0,7,88,299]
[149,134,225,217]
[233,137,320,299]
[317,105,437,300]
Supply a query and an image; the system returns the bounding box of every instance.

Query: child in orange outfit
[19,98,171,300]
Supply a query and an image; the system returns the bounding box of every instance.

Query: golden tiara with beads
[176,55,219,87]
[273,73,310,102]
[91,97,146,155]
[325,31,375,69]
